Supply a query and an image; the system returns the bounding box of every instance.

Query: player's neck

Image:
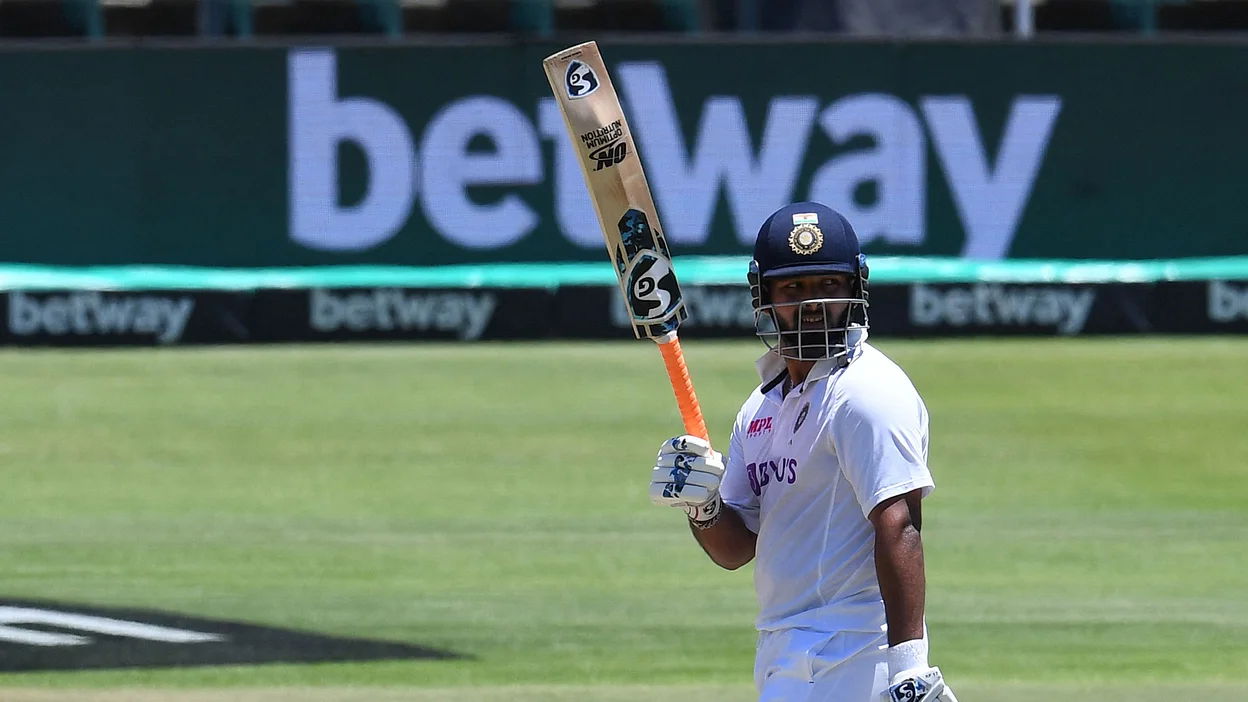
[784,359,815,391]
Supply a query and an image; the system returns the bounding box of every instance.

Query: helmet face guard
[754,296,869,362]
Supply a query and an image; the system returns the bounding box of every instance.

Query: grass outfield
[0,338,1244,701]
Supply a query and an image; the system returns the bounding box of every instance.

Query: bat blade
[542,41,688,342]
[543,41,708,441]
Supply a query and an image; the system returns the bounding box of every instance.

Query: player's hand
[884,666,958,702]
[649,435,724,525]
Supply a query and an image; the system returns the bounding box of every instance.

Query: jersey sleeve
[828,375,934,519]
[719,409,760,534]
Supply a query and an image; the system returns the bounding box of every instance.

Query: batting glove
[884,640,959,702]
[649,435,724,527]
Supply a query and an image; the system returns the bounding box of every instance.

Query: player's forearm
[689,506,757,570]
[872,499,927,645]
[876,526,925,644]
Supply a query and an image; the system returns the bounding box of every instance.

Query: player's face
[762,273,856,361]
[767,274,854,332]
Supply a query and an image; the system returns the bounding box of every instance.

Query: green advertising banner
[0,40,1244,266]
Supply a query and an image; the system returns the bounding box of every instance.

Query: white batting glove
[649,435,725,527]
[884,640,959,702]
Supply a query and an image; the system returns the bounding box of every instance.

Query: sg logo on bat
[626,253,679,323]
[564,60,600,99]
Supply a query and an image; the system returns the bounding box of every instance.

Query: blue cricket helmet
[752,202,865,281]
[749,202,869,308]
[748,202,871,363]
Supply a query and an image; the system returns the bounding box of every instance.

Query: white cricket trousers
[754,628,888,701]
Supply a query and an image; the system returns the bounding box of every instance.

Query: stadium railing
[0,2,1245,45]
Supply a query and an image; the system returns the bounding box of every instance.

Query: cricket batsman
[649,202,959,701]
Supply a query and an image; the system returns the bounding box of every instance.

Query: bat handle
[655,332,709,443]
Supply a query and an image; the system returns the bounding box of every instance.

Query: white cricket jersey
[720,329,934,635]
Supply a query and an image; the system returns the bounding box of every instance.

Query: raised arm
[688,504,757,570]
[648,435,757,570]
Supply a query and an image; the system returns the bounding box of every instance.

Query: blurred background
[2,0,1248,39]
[0,0,1244,343]
[0,3,1245,701]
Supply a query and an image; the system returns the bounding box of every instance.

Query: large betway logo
[287,49,1062,259]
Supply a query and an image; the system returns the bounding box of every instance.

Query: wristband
[687,497,723,529]
[887,638,929,677]
[690,510,721,530]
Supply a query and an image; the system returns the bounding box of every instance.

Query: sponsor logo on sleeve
[746,416,773,438]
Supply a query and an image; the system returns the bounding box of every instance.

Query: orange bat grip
[656,334,709,442]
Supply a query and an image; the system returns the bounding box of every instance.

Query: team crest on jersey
[747,416,773,438]
[793,402,810,432]
[564,60,600,99]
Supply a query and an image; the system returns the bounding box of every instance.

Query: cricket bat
[542,41,709,442]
